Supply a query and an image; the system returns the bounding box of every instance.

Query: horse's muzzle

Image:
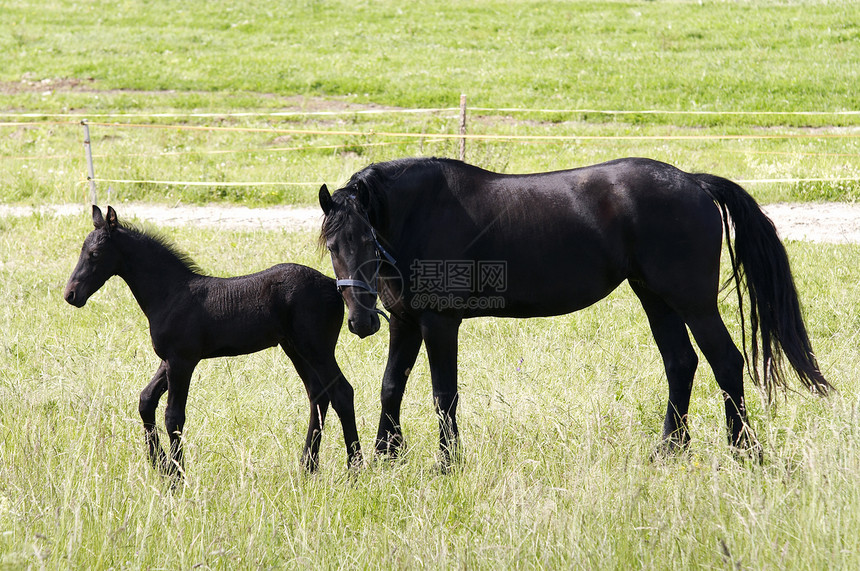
[347,311,381,338]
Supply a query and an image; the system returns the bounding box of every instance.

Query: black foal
[65,205,361,477]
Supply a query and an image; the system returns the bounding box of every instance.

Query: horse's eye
[89,251,100,260]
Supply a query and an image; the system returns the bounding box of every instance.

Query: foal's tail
[696,173,831,401]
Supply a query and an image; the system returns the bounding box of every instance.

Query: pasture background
[1,0,860,568]
[2,0,859,206]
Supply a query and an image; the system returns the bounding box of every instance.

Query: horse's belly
[461,275,623,319]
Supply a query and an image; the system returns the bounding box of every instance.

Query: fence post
[459,94,467,162]
[81,120,97,205]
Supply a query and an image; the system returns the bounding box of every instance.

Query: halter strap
[335,224,396,292]
[372,228,396,265]
[334,223,396,320]
[335,278,377,295]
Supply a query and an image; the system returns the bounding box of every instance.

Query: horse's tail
[696,173,831,401]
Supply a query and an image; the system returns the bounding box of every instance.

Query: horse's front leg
[139,361,169,470]
[375,314,423,458]
[420,312,462,470]
[163,359,197,479]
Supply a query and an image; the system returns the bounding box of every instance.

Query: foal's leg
[376,314,423,458]
[318,364,362,470]
[420,312,462,470]
[139,361,169,470]
[287,344,362,471]
[303,386,330,472]
[684,310,757,452]
[163,358,197,477]
[281,344,330,472]
[630,283,698,453]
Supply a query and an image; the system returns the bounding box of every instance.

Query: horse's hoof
[649,437,690,462]
[730,426,763,464]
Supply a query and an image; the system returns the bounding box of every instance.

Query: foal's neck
[115,228,200,315]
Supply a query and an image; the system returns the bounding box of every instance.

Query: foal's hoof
[157,463,185,491]
[374,435,407,461]
[731,441,764,465]
[433,458,463,475]
[434,445,463,474]
[347,451,365,472]
[301,454,321,474]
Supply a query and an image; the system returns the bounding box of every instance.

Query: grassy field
[0,215,859,568]
[1,0,858,206]
[2,0,860,568]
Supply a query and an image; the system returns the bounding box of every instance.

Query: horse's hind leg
[630,283,698,453]
[282,347,329,471]
[139,361,169,470]
[321,365,363,469]
[302,376,330,472]
[684,310,757,452]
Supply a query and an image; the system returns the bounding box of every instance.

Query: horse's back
[431,158,725,316]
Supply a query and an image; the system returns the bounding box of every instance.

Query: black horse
[319,157,830,466]
[65,206,362,476]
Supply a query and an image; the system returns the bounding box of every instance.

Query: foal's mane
[118,220,202,274]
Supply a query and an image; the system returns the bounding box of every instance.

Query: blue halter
[334,222,396,323]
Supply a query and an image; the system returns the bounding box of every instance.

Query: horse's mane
[118,220,202,274]
[319,157,452,248]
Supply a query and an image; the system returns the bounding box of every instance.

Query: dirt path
[3,202,860,244]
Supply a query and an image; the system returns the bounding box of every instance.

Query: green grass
[2,0,858,112]
[0,215,858,568]
[1,0,859,206]
[2,1,860,568]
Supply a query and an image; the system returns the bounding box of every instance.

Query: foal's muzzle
[63,282,87,307]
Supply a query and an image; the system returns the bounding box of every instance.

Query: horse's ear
[92,205,105,229]
[319,184,333,215]
[105,206,119,231]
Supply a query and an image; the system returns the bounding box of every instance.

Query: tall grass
[2,1,859,567]
[0,214,858,568]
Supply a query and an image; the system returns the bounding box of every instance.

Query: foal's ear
[92,204,105,229]
[105,206,119,231]
[319,184,333,215]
